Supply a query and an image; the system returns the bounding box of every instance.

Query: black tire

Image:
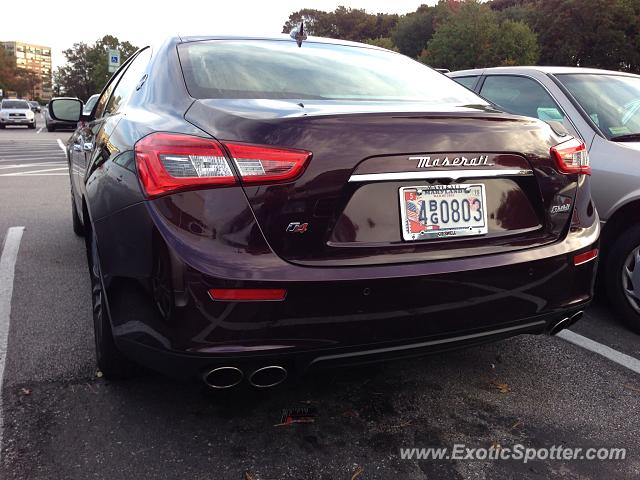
[605,225,640,333]
[47,124,55,132]
[70,192,84,236]
[0,124,5,129]
[88,229,138,379]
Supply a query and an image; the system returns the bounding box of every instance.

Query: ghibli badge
[410,155,494,168]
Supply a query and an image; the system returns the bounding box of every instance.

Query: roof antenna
[290,21,307,48]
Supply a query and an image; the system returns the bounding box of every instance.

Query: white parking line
[0,167,68,177]
[558,329,640,375]
[0,163,67,171]
[56,139,66,153]
[0,226,25,463]
[36,127,43,134]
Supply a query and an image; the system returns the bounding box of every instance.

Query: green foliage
[282,7,398,42]
[54,35,138,100]
[363,37,398,52]
[391,9,435,58]
[421,0,539,69]
[490,0,640,72]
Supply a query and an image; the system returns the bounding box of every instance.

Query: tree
[282,9,336,37]
[54,36,138,100]
[391,8,436,58]
[282,7,398,43]
[422,0,539,69]
[0,48,17,93]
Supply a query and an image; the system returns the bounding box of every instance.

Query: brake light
[134,133,312,198]
[209,288,287,301]
[225,142,311,184]
[135,133,236,198]
[550,138,591,175]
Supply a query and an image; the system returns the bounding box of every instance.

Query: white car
[0,99,36,129]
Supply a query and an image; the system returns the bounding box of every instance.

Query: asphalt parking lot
[0,124,639,480]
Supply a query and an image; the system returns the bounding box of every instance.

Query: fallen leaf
[623,384,640,394]
[244,471,255,480]
[510,420,522,431]
[19,387,31,396]
[492,381,511,393]
[351,465,364,480]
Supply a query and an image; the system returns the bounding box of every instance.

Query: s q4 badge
[286,222,309,233]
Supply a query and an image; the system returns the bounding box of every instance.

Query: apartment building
[1,41,53,100]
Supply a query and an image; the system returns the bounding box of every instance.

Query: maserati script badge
[410,155,494,168]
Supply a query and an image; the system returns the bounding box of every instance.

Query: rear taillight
[550,138,591,175]
[225,142,311,184]
[135,133,312,198]
[135,133,236,198]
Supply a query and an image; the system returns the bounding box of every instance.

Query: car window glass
[555,74,640,139]
[453,76,478,90]
[94,66,128,119]
[480,75,565,121]
[104,48,151,115]
[178,40,484,105]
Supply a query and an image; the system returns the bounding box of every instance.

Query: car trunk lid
[186,99,578,266]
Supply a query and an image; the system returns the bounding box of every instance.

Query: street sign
[108,49,120,73]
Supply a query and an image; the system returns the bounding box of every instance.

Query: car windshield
[178,39,485,104]
[2,100,29,109]
[555,73,640,140]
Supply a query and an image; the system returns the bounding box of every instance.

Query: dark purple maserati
[50,34,599,388]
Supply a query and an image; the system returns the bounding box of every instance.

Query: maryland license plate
[400,184,488,241]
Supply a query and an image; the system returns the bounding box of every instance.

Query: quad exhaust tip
[248,365,288,388]
[548,310,584,336]
[202,366,244,389]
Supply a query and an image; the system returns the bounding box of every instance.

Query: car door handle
[83,143,93,152]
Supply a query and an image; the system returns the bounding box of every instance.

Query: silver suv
[449,67,640,332]
[0,99,36,128]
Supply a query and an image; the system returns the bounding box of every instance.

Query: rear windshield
[2,100,29,109]
[178,40,484,104]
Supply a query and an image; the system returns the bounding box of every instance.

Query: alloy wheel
[622,245,640,314]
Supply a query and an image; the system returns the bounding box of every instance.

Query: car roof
[449,66,640,77]
[177,34,388,52]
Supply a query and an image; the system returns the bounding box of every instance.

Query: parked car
[49,36,599,386]
[0,99,36,128]
[28,101,41,113]
[449,67,640,332]
[45,97,79,131]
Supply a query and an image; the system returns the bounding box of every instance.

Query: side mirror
[49,98,83,122]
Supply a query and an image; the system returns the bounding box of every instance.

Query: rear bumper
[117,307,588,379]
[100,209,599,379]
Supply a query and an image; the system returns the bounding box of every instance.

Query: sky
[2,0,432,70]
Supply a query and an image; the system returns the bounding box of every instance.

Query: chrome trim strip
[348,168,534,183]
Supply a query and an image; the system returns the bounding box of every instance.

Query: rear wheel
[47,124,55,132]
[88,229,138,379]
[606,225,640,333]
[0,124,5,129]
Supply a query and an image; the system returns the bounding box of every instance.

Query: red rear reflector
[550,138,591,175]
[224,142,311,184]
[209,288,287,301]
[135,133,236,198]
[574,248,598,266]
